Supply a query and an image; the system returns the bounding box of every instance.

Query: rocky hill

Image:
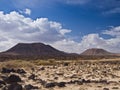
[3,43,68,56]
[0,43,79,60]
[80,48,113,56]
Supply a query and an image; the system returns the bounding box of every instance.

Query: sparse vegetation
[0,60,35,69]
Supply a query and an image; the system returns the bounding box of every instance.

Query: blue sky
[0,0,120,53]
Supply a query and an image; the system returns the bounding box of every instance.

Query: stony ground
[0,59,120,90]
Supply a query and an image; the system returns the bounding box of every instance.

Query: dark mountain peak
[81,48,112,56]
[16,43,45,46]
[4,42,67,56]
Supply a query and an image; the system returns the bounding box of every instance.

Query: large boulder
[1,68,16,73]
[7,83,23,90]
[5,74,22,83]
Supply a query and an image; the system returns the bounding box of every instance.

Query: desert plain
[0,58,120,90]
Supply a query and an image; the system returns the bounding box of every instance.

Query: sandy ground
[0,59,120,90]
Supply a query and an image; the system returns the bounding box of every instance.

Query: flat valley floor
[0,58,120,90]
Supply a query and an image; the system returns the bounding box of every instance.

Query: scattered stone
[44,82,56,88]
[63,63,69,66]
[39,79,46,85]
[0,80,6,85]
[103,88,109,90]
[40,67,45,70]
[1,68,15,73]
[16,69,26,74]
[7,83,23,90]
[5,74,22,83]
[24,84,39,90]
[54,77,58,80]
[28,74,36,80]
[56,82,66,87]
[112,87,119,89]
[0,80,6,89]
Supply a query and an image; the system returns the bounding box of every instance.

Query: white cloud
[103,8,120,15]
[0,11,71,51]
[53,32,120,53]
[19,8,31,15]
[103,26,120,37]
[59,29,71,35]
[25,8,31,15]
[0,11,120,53]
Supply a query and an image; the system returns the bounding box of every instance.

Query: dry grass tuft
[31,59,60,66]
[0,60,35,70]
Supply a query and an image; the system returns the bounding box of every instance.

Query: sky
[0,0,120,53]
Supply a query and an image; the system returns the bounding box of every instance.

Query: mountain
[2,43,69,57]
[80,48,113,56]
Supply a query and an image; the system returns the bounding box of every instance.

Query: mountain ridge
[0,43,119,60]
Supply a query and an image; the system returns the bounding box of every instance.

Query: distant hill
[0,43,79,60]
[80,48,113,56]
[2,43,67,56]
[0,43,119,60]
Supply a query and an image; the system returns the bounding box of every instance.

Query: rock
[0,80,6,89]
[24,84,39,90]
[99,79,107,84]
[5,74,22,83]
[103,88,109,90]
[28,74,36,80]
[44,82,56,88]
[40,67,45,70]
[63,63,69,66]
[56,72,64,76]
[7,83,23,90]
[1,68,15,73]
[16,69,26,74]
[112,87,119,89]
[0,80,6,85]
[54,77,58,80]
[56,82,66,87]
[1,75,8,82]
[39,79,46,85]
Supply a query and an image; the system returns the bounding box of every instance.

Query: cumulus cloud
[53,31,120,53]
[103,26,120,37]
[0,11,71,51]
[0,10,120,53]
